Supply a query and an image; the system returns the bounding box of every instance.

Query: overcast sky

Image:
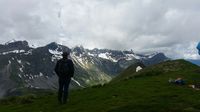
[0,0,200,59]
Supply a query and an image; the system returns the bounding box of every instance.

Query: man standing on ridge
[55,52,74,104]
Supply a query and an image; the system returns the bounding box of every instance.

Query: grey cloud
[0,0,200,59]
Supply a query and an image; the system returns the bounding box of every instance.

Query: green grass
[1,59,200,112]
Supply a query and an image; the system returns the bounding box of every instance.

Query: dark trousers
[58,78,71,104]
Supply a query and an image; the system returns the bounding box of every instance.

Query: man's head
[62,52,69,59]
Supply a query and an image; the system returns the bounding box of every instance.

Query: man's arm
[69,60,74,77]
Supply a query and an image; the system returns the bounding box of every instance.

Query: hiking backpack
[58,59,70,77]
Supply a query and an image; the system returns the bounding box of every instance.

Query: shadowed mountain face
[0,40,168,98]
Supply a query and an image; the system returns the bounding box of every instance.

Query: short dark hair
[62,52,69,57]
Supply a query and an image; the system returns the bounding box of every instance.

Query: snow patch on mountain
[136,66,142,72]
[17,60,22,64]
[71,78,84,88]
[49,49,62,55]
[49,49,63,62]
[4,39,17,45]
[125,54,141,60]
[99,53,109,60]
[24,49,33,55]
[18,74,22,78]
[26,62,30,65]
[143,52,159,59]
[88,52,96,57]
[0,50,25,55]
[72,55,89,69]
[98,53,118,62]
[39,72,44,77]
[19,67,23,72]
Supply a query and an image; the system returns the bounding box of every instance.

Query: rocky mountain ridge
[0,40,168,98]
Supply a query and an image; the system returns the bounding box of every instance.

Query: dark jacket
[54,58,74,78]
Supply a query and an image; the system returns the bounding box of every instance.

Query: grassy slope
[1,60,200,112]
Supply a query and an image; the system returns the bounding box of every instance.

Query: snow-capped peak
[4,39,17,45]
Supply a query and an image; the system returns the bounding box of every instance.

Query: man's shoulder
[57,58,73,62]
[67,59,73,61]
[57,59,63,64]
[67,59,73,63]
[57,59,62,62]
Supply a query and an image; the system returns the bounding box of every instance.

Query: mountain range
[0,40,168,98]
[1,59,200,112]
